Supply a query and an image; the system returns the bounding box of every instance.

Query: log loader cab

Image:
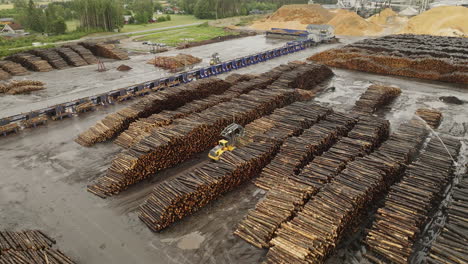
[208,123,244,161]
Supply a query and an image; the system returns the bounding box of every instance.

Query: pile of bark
[176,32,256,49]
[263,117,429,263]
[365,136,460,264]
[88,87,298,198]
[64,44,98,64]
[0,230,75,263]
[0,80,45,95]
[116,64,132,71]
[56,47,88,67]
[416,108,443,128]
[6,53,53,72]
[30,49,69,69]
[426,177,468,264]
[148,54,202,70]
[308,34,468,84]
[352,84,401,113]
[75,79,231,147]
[0,61,29,76]
[81,42,129,60]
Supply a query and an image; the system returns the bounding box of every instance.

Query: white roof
[399,6,419,16]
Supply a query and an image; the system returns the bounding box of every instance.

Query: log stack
[75,78,231,146]
[365,136,460,264]
[0,230,75,264]
[426,177,468,264]
[0,80,46,95]
[0,61,29,76]
[80,42,129,60]
[6,53,53,72]
[56,47,88,67]
[0,69,10,80]
[416,108,443,128]
[271,63,334,90]
[263,117,429,263]
[30,49,69,69]
[352,84,401,113]
[148,54,202,70]
[64,44,98,64]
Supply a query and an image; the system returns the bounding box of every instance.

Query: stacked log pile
[0,69,11,80]
[271,63,334,90]
[352,84,401,113]
[0,61,29,76]
[30,49,69,69]
[64,44,98,64]
[365,136,461,264]
[75,78,231,146]
[308,34,468,84]
[7,53,53,72]
[21,115,48,128]
[56,47,88,67]
[263,118,429,263]
[176,32,256,49]
[88,87,298,198]
[0,80,46,95]
[427,177,468,264]
[225,73,257,84]
[236,115,388,248]
[138,102,332,231]
[416,108,443,128]
[0,123,19,135]
[147,54,202,70]
[80,42,129,60]
[0,230,75,263]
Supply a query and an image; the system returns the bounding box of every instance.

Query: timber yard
[0,1,467,264]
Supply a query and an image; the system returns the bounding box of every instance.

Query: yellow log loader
[208,123,245,161]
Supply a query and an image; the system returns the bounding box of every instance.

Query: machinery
[210,53,221,65]
[208,123,245,161]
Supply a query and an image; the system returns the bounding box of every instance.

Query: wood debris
[416,108,443,128]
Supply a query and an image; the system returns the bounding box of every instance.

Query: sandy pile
[398,6,468,37]
[367,8,397,25]
[250,4,383,36]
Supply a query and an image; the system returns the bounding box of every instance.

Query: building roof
[9,23,24,30]
[0,18,14,22]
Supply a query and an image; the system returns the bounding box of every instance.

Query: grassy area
[65,20,79,32]
[0,1,49,10]
[135,23,237,46]
[120,15,209,33]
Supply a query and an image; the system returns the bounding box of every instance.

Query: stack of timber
[21,115,48,128]
[426,177,468,264]
[0,80,46,95]
[0,230,75,264]
[352,84,401,113]
[30,49,69,69]
[88,87,298,198]
[270,63,334,90]
[365,136,461,264]
[176,32,256,49]
[225,73,257,84]
[138,102,332,231]
[147,54,202,70]
[56,47,88,67]
[6,53,53,72]
[236,115,389,248]
[0,69,10,80]
[0,61,29,76]
[263,117,430,263]
[64,44,98,64]
[75,101,96,113]
[309,34,468,85]
[75,78,231,147]
[0,123,19,135]
[80,42,129,60]
[416,108,443,128]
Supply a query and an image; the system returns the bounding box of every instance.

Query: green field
[135,24,237,46]
[0,1,50,10]
[120,15,209,33]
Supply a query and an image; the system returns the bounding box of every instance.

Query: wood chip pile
[416,108,443,128]
[365,136,461,264]
[309,34,468,84]
[0,80,45,95]
[75,78,231,147]
[56,47,88,67]
[352,84,401,113]
[426,177,468,264]
[7,53,53,72]
[64,44,98,64]
[30,49,69,69]
[263,118,429,263]
[88,87,298,198]
[81,42,129,60]
[148,54,202,70]
[0,61,29,76]
[0,230,75,264]
[138,102,332,231]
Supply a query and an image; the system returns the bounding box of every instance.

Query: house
[1,22,25,34]
[0,18,14,25]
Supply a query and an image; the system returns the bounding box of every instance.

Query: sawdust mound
[398,6,468,37]
[117,64,132,71]
[367,8,397,25]
[250,4,333,31]
[328,9,383,36]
